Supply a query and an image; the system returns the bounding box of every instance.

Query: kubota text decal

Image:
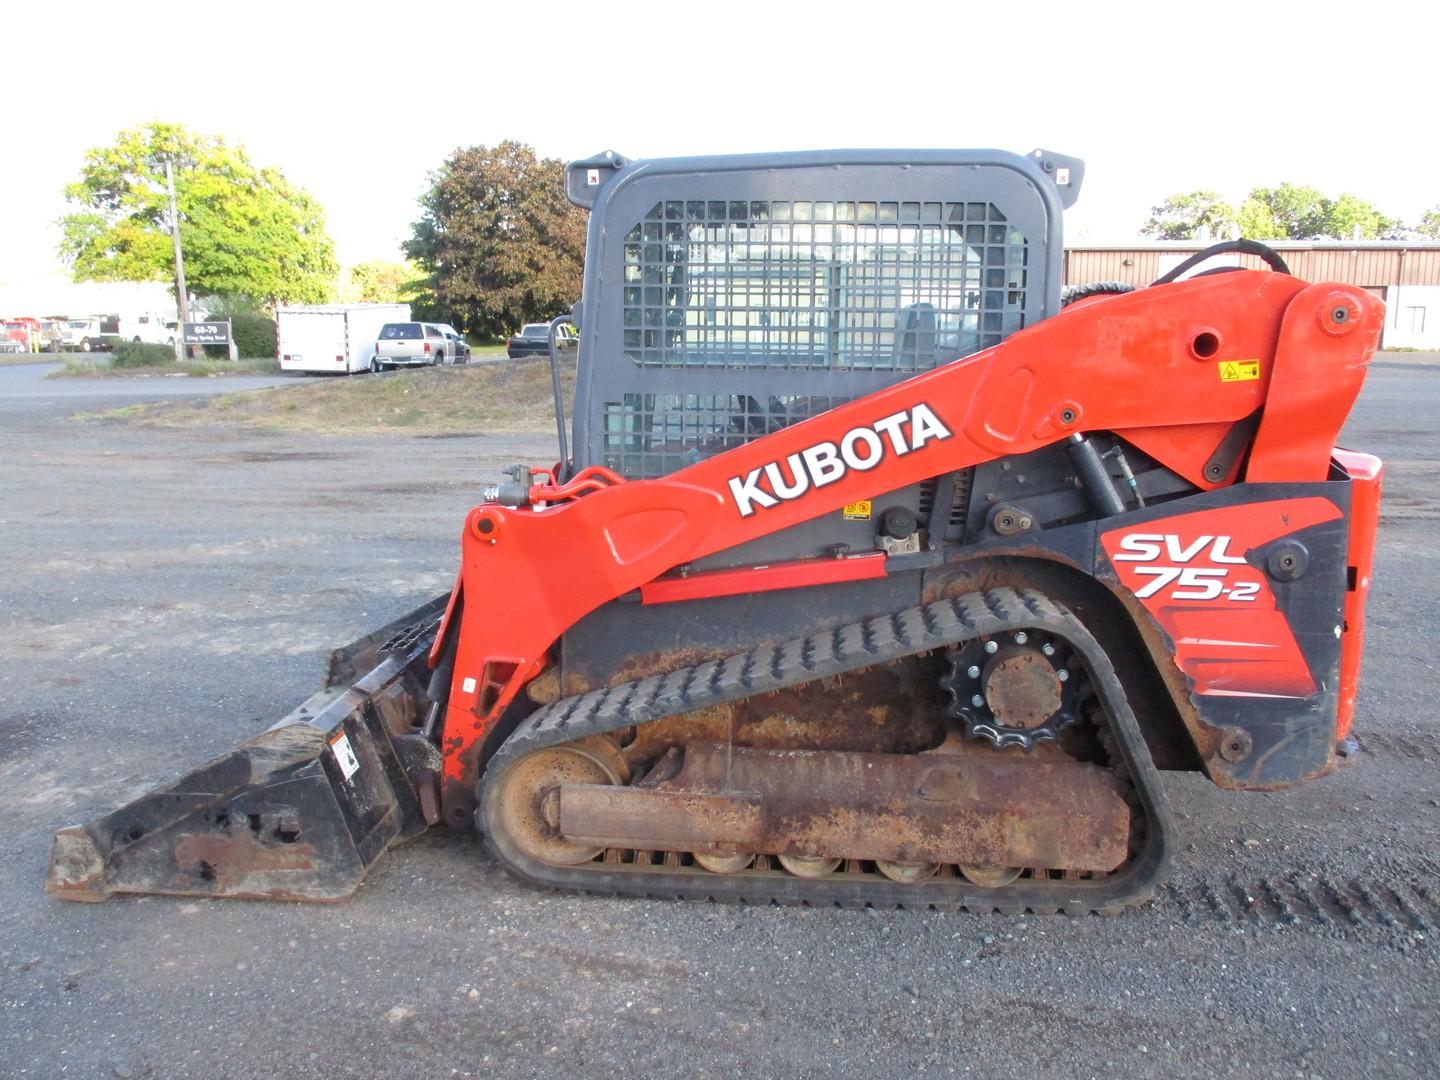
[726,403,952,517]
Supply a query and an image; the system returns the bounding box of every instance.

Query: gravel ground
[0,357,1436,1080]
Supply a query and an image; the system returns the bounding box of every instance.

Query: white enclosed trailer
[276,303,411,374]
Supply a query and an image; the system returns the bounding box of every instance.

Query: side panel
[1332,450,1383,739]
[540,481,1359,794]
[1098,486,1352,788]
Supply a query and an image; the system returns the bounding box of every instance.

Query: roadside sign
[183,321,231,346]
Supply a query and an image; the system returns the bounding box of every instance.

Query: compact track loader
[48,149,1384,913]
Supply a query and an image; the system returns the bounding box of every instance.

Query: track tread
[481,588,1176,914]
[1164,872,1440,932]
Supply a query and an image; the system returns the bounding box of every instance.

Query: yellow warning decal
[842,500,872,521]
[1218,360,1261,382]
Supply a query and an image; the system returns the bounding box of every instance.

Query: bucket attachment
[47,596,449,902]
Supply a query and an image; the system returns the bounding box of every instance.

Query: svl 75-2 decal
[1111,533,1260,601]
[1100,499,1343,698]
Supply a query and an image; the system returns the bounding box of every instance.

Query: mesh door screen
[603,394,850,478]
[622,198,1028,371]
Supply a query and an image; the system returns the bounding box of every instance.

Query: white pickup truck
[372,321,461,371]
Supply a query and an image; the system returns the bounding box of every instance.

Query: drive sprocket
[941,631,1081,750]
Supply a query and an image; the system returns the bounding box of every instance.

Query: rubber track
[480,587,1178,915]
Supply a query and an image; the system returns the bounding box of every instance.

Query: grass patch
[51,356,282,379]
[0,353,56,366]
[81,358,574,435]
[112,341,177,367]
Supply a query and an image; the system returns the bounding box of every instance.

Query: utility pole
[166,158,187,361]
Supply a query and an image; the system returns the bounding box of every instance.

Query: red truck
[0,317,40,354]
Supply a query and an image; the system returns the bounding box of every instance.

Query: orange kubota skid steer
[47,149,1384,913]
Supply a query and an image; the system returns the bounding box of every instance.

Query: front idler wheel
[490,738,629,867]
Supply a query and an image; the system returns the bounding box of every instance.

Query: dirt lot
[0,357,1437,1079]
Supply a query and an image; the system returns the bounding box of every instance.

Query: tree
[60,122,337,306]
[1323,193,1395,240]
[404,140,587,339]
[342,260,425,304]
[1417,206,1440,239]
[1235,197,1285,240]
[1142,181,1399,241]
[1245,184,1329,239]
[1141,191,1236,240]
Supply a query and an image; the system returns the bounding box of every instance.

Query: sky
[3,0,1437,311]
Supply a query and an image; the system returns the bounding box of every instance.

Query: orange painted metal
[1332,449,1384,740]
[1245,285,1381,483]
[433,271,1385,815]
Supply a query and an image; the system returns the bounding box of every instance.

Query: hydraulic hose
[1150,239,1290,286]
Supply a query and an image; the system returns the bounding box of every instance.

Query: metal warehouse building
[1063,242,1440,350]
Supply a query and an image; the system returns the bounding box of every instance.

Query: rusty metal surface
[493,737,628,867]
[525,667,562,705]
[560,787,762,851]
[983,647,1063,729]
[171,831,323,895]
[45,753,370,902]
[617,659,948,768]
[558,740,1130,872]
[371,682,420,737]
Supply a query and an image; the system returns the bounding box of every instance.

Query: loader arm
[434,270,1384,825]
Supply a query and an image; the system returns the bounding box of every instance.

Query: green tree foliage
[1321,193,1395,240]
[343,260,425,304]
[1141,191,1236,240]
[1417,206,1440,239]
[1235,197,1284,240]
[60,122,338,305]
[404,140,587,339]
[1143,182,1397,241]
[1245,184,1329,239]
